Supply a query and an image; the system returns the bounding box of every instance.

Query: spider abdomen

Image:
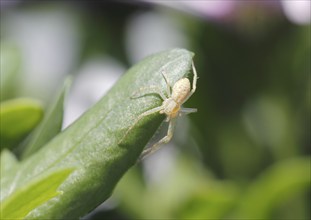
[171,78,191,104]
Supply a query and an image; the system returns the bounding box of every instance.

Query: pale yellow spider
[122,62,198,160]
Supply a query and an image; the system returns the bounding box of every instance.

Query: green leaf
[234,157,311,219]
[1,49,195,219]
[20,78,71,159]
[0,168,74,219]
[0,98,43,150]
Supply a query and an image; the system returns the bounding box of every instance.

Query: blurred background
[1,0,310,219]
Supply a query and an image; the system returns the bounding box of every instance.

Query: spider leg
[183,61,198,103]
[190,61,198,94]
[161,71,171,97]
[139,117,177,161]
[131,86,167,101]
[179,107,197,117]
[118,106,163,145]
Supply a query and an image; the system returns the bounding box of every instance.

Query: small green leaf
[0,98,43,150]
[20,78,71,159]
[1,48,195,219]
[0,168,74,219]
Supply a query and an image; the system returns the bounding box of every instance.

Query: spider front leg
[131,72,172,100]
[183,62,198,103]
[118,106,163,145]
[131,85,167,101]
[139,117,177,161]
[161,71,171,97]
[120,73,173,145]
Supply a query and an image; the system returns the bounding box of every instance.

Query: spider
[120,62,198,160]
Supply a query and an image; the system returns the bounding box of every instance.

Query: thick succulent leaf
[1,49,195,219]
[0,98,43,150]
[20,78,71,159]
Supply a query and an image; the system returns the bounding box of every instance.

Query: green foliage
[234,157,311,219]
[115,156,310,219]
[0,98,43,150]
[0,49,194,219]
[115,156,239,219]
